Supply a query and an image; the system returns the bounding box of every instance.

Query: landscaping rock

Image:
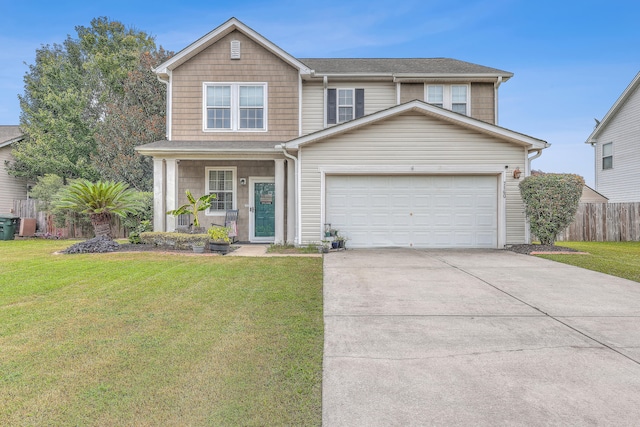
[507,244,578,255]
[63,236,120,254]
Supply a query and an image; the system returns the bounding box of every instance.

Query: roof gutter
[279,144,301,245]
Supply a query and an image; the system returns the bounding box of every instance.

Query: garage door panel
[326,175,497,248]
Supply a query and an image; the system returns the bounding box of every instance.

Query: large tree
[92,49,172,191]
[8,17,162,183]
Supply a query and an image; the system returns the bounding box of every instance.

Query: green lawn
[0,240,323,426]
[537,241,640,283]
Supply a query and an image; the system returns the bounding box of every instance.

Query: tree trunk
[90,212,113,239]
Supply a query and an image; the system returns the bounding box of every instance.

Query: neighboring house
[137,18,548,248]
[586,71,640,203]
[0,125,27,213]
[580,185,608,203]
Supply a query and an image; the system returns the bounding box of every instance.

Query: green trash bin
[0,214,19,240]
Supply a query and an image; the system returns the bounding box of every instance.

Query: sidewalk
[225,244,322,257]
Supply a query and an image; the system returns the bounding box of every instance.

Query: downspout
[527,149,543,175]
[524,148,543,244]
[156,72,171,140]
[494,76,503,125]
[323,75,328,128]
[280,144,301,245]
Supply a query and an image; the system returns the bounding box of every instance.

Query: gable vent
[230,40,241,59]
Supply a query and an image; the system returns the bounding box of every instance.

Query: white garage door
[325,175,498,248]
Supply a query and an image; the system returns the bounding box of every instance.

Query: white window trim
[337,88,355,123]
[203,83,268,132]
[425,84,470,116]
[602,142,613,170]
[205,166,238,216]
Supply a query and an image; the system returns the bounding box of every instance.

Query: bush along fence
[556,202,640,242]
[12,199,128,239]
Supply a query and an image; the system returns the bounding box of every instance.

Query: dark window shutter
[327,89,337,124]
[355,89,365,118]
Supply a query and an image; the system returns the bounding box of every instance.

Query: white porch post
[165,159,179,232]
[153,159,166,231]
[286,159,296,244]
[274,159,285,244]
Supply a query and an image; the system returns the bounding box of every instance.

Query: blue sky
[1,0,639,186]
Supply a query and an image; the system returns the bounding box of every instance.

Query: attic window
[230,40,241,60]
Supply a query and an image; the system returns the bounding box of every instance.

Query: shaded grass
[0,240,323,426]
[536,241,640,283]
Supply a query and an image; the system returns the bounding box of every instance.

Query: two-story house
[136,18,548,248]
[586,71,640,203]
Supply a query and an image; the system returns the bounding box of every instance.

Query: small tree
[519,173,584,245]
[166,190,215,229]
[56,180,141,239]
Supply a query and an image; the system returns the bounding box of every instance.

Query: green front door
[253,181,275,240]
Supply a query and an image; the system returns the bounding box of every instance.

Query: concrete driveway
[323,249,640,426]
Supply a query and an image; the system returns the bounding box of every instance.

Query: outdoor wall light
[240,178,247,186]
[513,167,522,179]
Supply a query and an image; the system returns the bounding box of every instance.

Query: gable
[285,101,547,151]
[154,17,311,77]
[587,71,640,144]
[170,29,301,142]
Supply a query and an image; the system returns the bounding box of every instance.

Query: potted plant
[166,190,216,233]
[208,226,232,253]
[335,235,347,249]
[190,235,209,253]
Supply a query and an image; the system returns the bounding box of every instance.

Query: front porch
[152,158,296,244]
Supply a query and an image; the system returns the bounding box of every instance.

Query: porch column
[274,159,285,244]
[165,159,179,232]
[153,158,166,231]
[286,159,296,245]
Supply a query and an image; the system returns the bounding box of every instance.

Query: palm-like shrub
[166,190,215,228]
[57,180,142,239]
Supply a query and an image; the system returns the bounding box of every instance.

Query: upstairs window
[204,83,267,131]
[602,142,613,170]
[426,84,469,115]
[327,88,365,125]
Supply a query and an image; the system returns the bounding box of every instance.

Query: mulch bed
[506,244,583,255]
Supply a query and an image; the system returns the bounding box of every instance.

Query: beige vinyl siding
[400,83,424,103]
[171,30,299,142]
[301,81,324,135]
[595,86,640,202]
[299,112,527,245]
[0,145,27,213]
[580,186,608,203]
[470,82,495,124]
[301,81,397,135]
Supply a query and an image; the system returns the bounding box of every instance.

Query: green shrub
[519,173,584,245]
[128,220,153,244]
[139,231,209,250]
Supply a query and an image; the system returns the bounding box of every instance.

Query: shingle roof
[0,125,23,148]
[136,140,280,154]
[298,58,512,77]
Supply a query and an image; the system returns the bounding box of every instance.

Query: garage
[325,175,498,248]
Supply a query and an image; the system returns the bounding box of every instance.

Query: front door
[250,177,275,242]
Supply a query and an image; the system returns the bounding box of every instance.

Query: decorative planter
[192,244,206,253]
[210,241,231,253]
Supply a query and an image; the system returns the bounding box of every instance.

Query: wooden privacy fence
[12,199,128,239]
[556,202,640,242]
